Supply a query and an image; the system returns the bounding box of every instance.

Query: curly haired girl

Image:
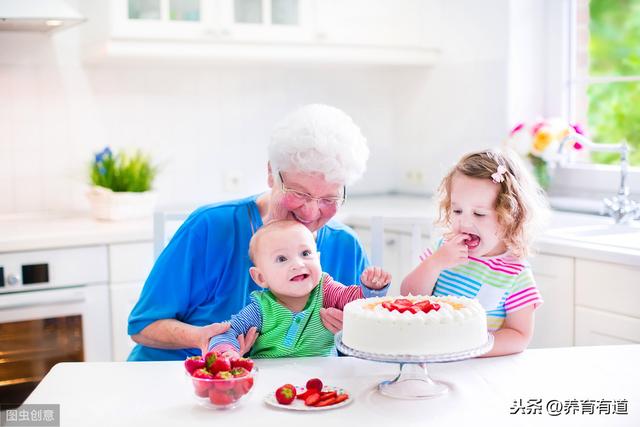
[401,148,549,357]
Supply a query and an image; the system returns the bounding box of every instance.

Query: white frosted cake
[341,295,488,356]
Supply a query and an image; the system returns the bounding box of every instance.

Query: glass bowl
[187,367,258,410]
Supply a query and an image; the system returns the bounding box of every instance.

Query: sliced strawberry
[314,397,337,407]
[296,389,314,400]
[319,391,337,401]
[381,301,393,310]
[304,392,320,406]
[306,378,323,392]
[393,298,413,306]
[334,394,349,404]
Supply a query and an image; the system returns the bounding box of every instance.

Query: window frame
[548,0,640,200]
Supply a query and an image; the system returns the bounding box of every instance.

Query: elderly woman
[128,104,380,361]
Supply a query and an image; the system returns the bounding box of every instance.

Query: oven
[0,245,112,407]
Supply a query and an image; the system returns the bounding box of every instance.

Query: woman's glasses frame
[278,171,346,209]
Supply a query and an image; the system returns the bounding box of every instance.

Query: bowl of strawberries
[184,350,257,410]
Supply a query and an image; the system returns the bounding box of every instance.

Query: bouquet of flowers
[90,146,157,192]
[506,118,584,190]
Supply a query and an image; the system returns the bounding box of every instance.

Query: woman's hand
[320,307,343,334]
[431,233,470,270]
[360,266,392,290]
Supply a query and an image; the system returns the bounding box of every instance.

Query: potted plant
[87,147,159,220]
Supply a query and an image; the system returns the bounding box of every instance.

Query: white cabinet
[108,242,154,361]
[528,254,574,348]
[574,259,640,346]
[82,0,441,65]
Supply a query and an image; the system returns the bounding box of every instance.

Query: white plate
[264,386,352,411]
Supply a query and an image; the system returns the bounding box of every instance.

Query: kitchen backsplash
[0,0,540,215]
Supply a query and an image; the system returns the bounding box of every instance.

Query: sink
[545,222,640,250]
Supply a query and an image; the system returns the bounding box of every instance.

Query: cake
[341,295,488,356]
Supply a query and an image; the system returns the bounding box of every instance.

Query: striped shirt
[421,241,543,331]
[209,273,388,357]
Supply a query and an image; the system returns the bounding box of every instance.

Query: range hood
[0,0,86,32]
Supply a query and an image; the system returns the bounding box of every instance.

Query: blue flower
[94,147,112,164]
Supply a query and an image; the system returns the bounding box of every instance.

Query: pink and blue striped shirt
[421,241,543,331]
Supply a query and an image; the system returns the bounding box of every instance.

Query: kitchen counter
[0,212,153,253]
[24,346,639,427]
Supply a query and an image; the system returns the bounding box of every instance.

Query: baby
[402,148,549,357]
[209,219,391,358]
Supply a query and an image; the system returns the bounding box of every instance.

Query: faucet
[558,133,640,224]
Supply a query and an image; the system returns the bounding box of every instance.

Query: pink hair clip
[491,165,507,183]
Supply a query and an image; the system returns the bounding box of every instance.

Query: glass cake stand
[335,332,494,400]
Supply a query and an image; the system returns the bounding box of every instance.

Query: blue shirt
[127,194,370,361]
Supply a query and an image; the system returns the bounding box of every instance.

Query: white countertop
[0,212,153,253]
[24,346,640,427]
[1,195,639,266]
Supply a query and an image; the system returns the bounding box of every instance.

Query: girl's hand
[360,266,392,290]
[431,233,469,270]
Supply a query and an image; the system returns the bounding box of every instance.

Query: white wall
[0,0,552,215]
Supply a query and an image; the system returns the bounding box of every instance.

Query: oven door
[0,284,112,407]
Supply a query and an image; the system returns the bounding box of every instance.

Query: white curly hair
[268,104,369,186]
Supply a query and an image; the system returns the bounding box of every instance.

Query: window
[572,0,640,166]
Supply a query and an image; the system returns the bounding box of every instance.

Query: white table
[23,345,639,427]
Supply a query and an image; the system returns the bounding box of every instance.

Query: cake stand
[335,332,493,400]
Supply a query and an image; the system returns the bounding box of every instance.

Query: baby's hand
[431,233,469,270]
[361,266,392,290]
[221,349,241,360]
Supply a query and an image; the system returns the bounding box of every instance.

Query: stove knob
[6,273,20,286]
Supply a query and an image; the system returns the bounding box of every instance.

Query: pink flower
[571,123,585,135]
[573,141,583,150]
[510,123,525,136]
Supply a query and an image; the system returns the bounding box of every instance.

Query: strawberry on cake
[341,295,488,356]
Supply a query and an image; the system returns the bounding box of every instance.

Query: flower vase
[527,154,551,191]
[87,186,157,221]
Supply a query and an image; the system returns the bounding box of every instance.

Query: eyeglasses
[278,171,346,209]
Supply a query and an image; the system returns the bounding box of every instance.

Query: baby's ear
[249,266,268,289]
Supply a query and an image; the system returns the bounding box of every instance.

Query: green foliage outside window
[588,0,640,165]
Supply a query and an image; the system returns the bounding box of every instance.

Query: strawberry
[314,397,337,407]
[296,389,314,400]
[209,388,235,406]
[212,371,234,391]
[333,394,349,404]
[306,378,323,392]
[204,350,221,370]
[233,376,254,396]
[381,301,393,310]
[211,357,232,373]
[394,298,413,306]
[184,355,205,374]
[393,304,410,313]
[304,392,320,406]
[230,357,254,371]
[275,384,297,405]
[191,368,215,397]
[230,367,249,378]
